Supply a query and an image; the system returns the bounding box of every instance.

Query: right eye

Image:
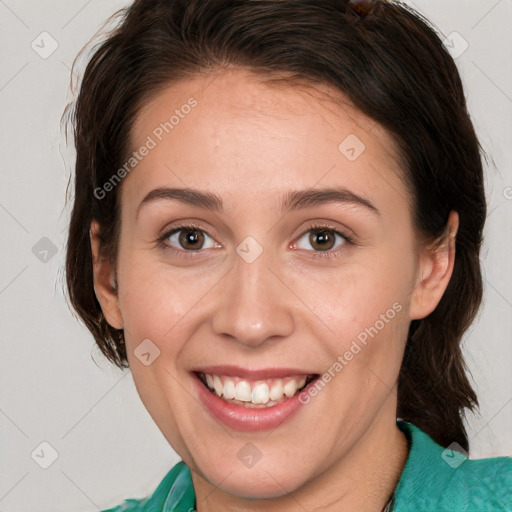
[161,225,221,252]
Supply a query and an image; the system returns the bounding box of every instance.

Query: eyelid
[156,220,355,257]
[295,226,346,249]
[169,228,218,250]
[157,221,222,254]
[290,222,354,258]
[296,221,354,241]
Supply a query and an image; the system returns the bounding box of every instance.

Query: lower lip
[193,373,312,432]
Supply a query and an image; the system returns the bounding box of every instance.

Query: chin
[197,455,310,500]
[221,474,302,499]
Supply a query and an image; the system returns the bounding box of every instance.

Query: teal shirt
[102,421,512,511]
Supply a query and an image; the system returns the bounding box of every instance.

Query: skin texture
[90,68,458,511]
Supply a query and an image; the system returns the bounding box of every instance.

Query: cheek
[116,257,192,445]
[116,250,206,344]
[290,244,414,385]
[297,256,412,339]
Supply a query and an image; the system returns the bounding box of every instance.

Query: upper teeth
[203,373,309,406]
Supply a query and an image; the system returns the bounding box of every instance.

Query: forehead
[124,68,409,217]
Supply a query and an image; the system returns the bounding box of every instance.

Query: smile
[192,366,321,431]
[197,372,317,408]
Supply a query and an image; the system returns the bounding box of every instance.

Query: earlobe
[409,211,459,320]
[90,221,124,329]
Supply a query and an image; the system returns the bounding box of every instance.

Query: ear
[409,210,459,320]
[90,220,124,329]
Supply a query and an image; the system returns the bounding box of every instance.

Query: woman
[65,0,512,510]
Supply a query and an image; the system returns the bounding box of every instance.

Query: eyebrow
[136,186,380,218]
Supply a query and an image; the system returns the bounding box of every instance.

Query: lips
[197,372,316,407]
[192,367,320,431]
[192,365,319,409]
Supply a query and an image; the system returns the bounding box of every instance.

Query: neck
[192,401,409,512]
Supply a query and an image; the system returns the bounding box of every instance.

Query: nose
[211,249,295,348]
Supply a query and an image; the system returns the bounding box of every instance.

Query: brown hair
[65,0,486,451]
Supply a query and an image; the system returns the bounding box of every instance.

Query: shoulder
[394,421,512,512]
[446,454,512,511]
[100,461,195,512]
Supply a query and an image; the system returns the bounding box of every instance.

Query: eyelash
[156,222,354,260]
[299,223,354,260]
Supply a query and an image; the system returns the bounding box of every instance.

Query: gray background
[0,0,511,510]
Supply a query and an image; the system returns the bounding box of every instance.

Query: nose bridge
[211,243,294,346]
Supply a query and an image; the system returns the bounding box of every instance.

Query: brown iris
[309,228,337,251]
[178,228,205,250]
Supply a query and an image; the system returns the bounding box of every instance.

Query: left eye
[295,227,346,252]
[166,227,219,251]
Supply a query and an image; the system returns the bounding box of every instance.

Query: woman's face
[93,68,440,499]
